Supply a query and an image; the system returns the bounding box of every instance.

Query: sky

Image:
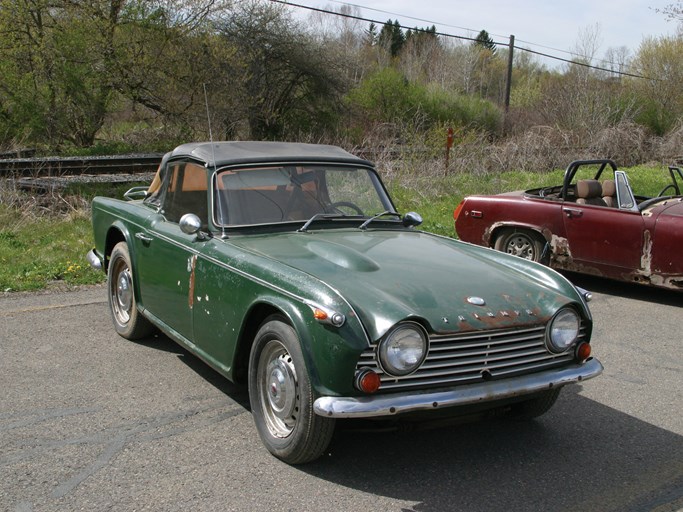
[286,0,681,67]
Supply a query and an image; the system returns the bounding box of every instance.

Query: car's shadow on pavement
[303,386,683,512]
[561,271,682,307]
[133,333,252,410]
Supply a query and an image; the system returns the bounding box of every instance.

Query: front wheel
[248,316,335,464]
[107,242,155,340]
[494,229,545,262]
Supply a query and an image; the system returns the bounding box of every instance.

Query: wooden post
[445,127,454,175]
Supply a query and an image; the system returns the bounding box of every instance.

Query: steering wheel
[326,201,364,215]
[657,183,680,197]
[539,187,554,198]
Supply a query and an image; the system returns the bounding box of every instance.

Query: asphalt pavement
[0,278,681,512]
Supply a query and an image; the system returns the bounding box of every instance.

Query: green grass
[0,210,103,292]
[0,164,673,292]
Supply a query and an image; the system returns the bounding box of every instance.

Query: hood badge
[466,296,486,306]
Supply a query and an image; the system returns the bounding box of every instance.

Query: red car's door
[562,204,644,270]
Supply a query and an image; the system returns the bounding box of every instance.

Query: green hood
[230,228,582,341]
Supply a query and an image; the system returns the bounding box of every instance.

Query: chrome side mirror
[402,211,423,227]
[179,213,202,235]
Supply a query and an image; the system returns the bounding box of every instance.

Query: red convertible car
[454,159,683,291]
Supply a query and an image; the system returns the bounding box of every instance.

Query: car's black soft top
[171,141,372,168]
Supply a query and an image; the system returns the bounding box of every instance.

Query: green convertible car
[87,141,602,464]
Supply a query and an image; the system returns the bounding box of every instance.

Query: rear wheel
[107,242,155,340]
[509,388,561,419]
[494,229,545,262]
[249,316,335,464]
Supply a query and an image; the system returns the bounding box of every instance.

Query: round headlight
[378,323,428,376]
[546,308,580,353]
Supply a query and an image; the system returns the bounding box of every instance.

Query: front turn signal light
[354,368,381,394]
[575,342,591,362]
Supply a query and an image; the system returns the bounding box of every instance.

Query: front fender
[242,293,370,397]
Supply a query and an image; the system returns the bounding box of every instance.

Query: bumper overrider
[86,248,103,271]
[314,358,603,418]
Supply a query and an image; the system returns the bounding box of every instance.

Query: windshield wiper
[297,213,352,232]
[359,211,401,230]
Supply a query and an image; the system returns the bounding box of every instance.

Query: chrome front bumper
[314,358,603,418]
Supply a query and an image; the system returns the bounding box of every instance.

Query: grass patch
[0,208,103,292]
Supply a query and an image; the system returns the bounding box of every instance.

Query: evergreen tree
[378,19,406,57]
[474,29,497,54]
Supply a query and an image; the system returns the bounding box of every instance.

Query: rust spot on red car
[640,230,653,272]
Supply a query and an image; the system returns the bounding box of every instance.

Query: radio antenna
[203,83,227,238]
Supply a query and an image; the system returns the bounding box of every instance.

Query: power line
[295,0,636,70]
[269,0,656,81]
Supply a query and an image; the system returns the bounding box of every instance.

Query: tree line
[1,0,682,165]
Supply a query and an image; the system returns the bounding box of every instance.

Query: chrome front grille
[357,323,588,392]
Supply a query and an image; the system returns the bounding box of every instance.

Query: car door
[562,192,644,271]
[135,160,209,341]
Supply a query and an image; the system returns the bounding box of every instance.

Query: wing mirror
[179,213,207,240]
[402,211,423,227]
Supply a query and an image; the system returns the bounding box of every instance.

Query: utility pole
[504,34,515,133]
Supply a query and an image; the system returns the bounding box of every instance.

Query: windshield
[212,164,394,227]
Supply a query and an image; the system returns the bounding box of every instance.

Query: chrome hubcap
[117,270,133,314]
[258,340,298,438]
[110,260,133,325]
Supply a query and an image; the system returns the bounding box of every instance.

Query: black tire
[107,242,155,340]
[248,316,335,464]
[494,229,545,262]
[509,388,561,419]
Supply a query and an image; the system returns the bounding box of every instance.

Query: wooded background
[2,0,683,170]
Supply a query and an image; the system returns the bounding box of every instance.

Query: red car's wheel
[494,230,544,262]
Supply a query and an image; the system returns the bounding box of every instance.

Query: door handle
[135,232,153,243]
[563,208,583,218]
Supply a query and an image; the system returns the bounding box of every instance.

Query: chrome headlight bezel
[378,322,429,377]
[546,307,581,353]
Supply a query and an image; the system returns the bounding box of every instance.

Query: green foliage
[0,0,679,156]
[345,68,425,124]
[629,35,683,135]
[423,87,502,133]
[345,69,502,136]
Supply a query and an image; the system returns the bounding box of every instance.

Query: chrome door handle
[563,208,583,218]
[135,233,153,243]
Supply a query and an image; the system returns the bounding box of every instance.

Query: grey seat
[602,179,616,207]
[576,179,607,206]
